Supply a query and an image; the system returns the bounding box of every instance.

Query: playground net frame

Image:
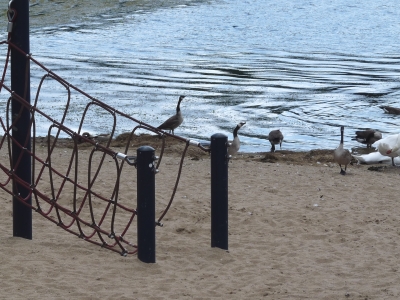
[0,39,210,256]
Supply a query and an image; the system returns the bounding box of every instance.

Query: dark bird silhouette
[157,96,185,135]
[333,126,352,175]
[381,106,400,115]
[268,129,283,152]
[228,121,246,157]
[352,130,382,148]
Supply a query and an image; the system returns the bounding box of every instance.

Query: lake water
[2,0,400,153]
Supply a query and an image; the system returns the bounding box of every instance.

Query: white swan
[352,151,400,165]
[375,133,400,166]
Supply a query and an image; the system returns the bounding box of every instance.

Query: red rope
[0,40,209,255]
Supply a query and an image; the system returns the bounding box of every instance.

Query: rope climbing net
[0,40,210,255]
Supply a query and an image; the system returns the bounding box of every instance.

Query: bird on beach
[227,121,246,157]
[381,106,400,115]
[80,132,112,144]
[352,130,382,148]
[268,129,283,152]
[375,133,400,166]
[157,95,185,135]
[333,126,352,175]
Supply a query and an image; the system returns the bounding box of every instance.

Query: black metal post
[10,0,32,239]
[210,133,228,250]
[137,146,156,263]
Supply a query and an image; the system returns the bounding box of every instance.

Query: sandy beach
[0,134,400,299]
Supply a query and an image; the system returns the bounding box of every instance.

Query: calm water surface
[2,0,400,152]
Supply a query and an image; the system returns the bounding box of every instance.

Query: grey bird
[333,126,352,175]
[268,129,283,152]
[352,130,382,148]
[92,133,112,143]
[228,121,246,157]
[381,106,400,115]
[80,132,111,143]
[76,132,93,144]
[157,95,185,135]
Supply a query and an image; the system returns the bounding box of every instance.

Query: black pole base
[210,133,228,250]
[137,146,156,263]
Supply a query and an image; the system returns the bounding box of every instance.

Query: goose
[352,130,382,148]
[268,129,283,152]
[227,121,246,157]
[381,106,400,115]
[333,126,352,175]
[374,133,400,166]
[157,95,185,135]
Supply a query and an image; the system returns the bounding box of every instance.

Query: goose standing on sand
[333,126,352,175]
[268,129,283,152]
[375,133,400,166]
[157,95,185,135]
[352,130,382,148]
[228,121,246,157]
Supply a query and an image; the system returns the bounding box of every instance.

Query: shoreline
[34,133,392,169]
[26,0,212,29]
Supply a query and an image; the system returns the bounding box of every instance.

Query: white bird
[333,126,352,175]
[157,95,185,135]
[227,121,246,157]
[268,129,283,152]
[353,151,400,165]
[374,133,400,166]
[352,130,382,148]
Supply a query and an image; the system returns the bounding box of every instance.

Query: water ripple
[3,0,400,152]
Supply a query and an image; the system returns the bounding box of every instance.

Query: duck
[268,129,283,152]
[227,121,246,157]
[352,130,382,148]
[157,95,185,135]
[381,106,400,115]
[333,126,352,175]
[374,133,400,166]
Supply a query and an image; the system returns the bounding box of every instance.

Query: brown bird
[227,121,246,157]
[157,96,185,135]
[268,129,283,152]
[333,126,352,175]
[381,106,400,115]
[352,130,382,148]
